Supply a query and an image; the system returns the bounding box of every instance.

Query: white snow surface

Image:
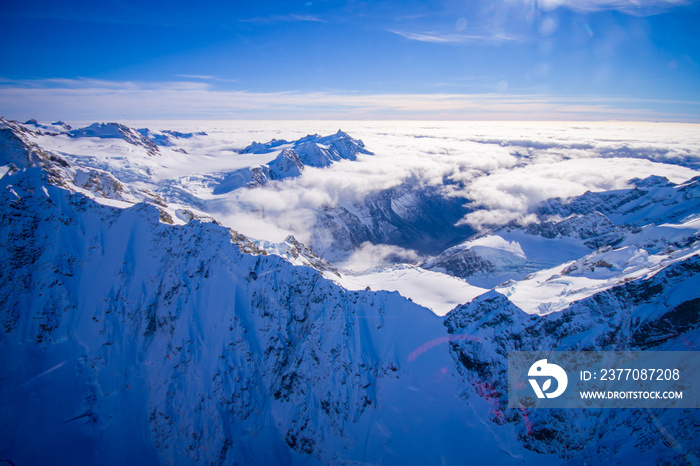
[330,264,488,316]
[498,239,700,315]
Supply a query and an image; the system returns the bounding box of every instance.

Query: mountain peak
[215,131,372,193]
[631,174,672,188]
[70,122,160,156]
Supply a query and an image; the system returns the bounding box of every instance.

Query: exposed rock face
[312,182,475,260]
[525,211,625,249]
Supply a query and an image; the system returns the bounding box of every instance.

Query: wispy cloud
[174,75,238,83]
[0,77,210,91]
[387,0,693,45]
[529,0,694,15]
[239,14,326,24]
[0,77,697,122]
[176,74,217,80]
[389,30,521,44]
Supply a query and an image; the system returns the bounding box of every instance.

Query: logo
[528,359,568,399]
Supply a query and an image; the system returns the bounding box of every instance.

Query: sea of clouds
[107,120,700,265]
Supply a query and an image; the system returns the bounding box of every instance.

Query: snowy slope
[492,209,700,315]
[424,228,593,287]
[330,264,488,316]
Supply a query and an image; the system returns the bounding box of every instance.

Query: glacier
[1,117,699,465]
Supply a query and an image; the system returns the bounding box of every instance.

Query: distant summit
[63,122,206,155]
[67,122,159,156]
[215,130,373,193]
[137,128,207,147]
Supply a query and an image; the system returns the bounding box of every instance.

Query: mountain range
[1,117,698,465]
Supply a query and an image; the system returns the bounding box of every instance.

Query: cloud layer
[531,0,695,15]
[1,78,698,122]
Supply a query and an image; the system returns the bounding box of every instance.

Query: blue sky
[1,0,699,120]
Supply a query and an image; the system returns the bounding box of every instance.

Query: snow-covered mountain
[213,130,372,192]
[1,117,699,465]
[137,128,207,149]
[70,122,162,156]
